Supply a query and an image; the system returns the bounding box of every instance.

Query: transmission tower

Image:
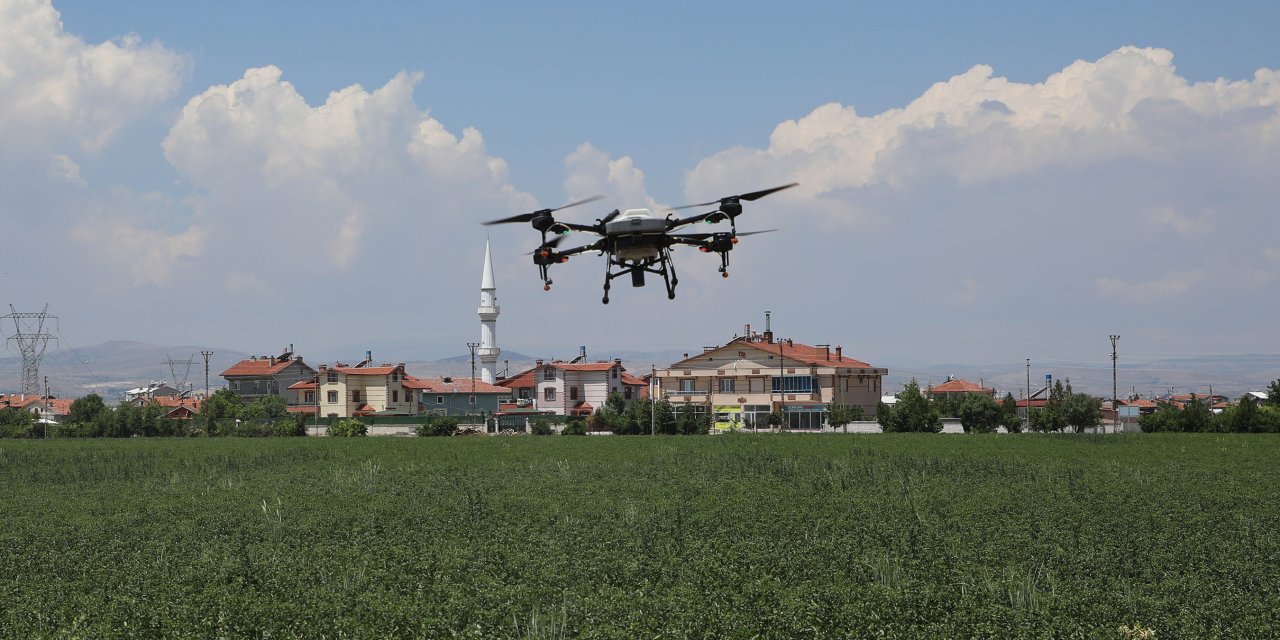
[4,304,58,396]
[165,353,196,392]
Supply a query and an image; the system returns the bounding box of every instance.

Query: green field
[1,435,1277,638]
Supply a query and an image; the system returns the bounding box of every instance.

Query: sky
[3,0,1279,374]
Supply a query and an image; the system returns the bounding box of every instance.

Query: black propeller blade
[670,182,798,211]
[525,235,568,255]
[483,194,605,225]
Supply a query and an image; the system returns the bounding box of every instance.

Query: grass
[0,434,1277,638]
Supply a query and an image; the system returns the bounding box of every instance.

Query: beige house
[655,333,886,431]
[317,361,417,418]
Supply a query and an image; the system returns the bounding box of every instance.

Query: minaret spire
[478,240,501,384]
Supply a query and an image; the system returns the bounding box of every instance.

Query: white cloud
[563,143,663,212]
[162,65,535,276]
[688,46,1280,200]
[1150,206,1212,237]
[1096,270,1206,303]
[50,153,84,186]
[0,0,186,153]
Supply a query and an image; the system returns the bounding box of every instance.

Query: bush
[562,418,588,436]
[328,418,368,437]
[530,418,553,436]
[417,416,459,437]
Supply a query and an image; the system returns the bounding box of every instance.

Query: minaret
[478,240,501,383]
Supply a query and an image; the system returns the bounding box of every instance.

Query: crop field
[1,435,1277,639]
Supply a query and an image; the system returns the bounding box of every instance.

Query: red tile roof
[288,380,317,390]
[497,368,536,389]
[674,339,875,369]
[330,365,401,376]
[620,372,647,386]
[221,357,308,377]
[929,379,994,395]
[287,405,318,414]
[403,376,508,394]
[1117,399,1158,409]
[148,396,203,410]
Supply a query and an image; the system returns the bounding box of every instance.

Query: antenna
[4,304,58,396]
[165,353,196,392]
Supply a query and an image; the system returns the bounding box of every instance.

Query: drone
[483,183,797,304]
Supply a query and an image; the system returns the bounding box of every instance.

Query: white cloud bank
[0,0,186,153]
[687,46,1280,198]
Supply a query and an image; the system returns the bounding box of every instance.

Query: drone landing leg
[601,257,613,304]
[661,250,678,300]
[718,252,730,278]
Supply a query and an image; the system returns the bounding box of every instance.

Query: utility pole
[467,342,480,422]
[200,350,214,399]
[650,364,656,436]
[43,375,50,438]
[1025,358,1031,430]
[4,304,57,397]
[1109,335,1120,434]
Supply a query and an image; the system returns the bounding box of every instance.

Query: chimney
[745,323,751,340]
[536,359,543,367]
[786,338,793,347]
[581,345,587,359]
[835,345,842,359]
[820,344,830,360]
[763,311,773,343]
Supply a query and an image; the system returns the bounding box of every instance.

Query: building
[498,350,647,417]
[317,358,414,418]
[477,240,501,384]
[404,375,509,417]
[220,347,316,404]
[928,377,996,402]
[124,382,180,403]
[1,395,72,423]
[654,321,887,431]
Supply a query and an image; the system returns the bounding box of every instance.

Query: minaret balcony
[478,304,500,318]
[478,347,501,358]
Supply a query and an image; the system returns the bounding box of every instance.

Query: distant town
[4,244,1278,435]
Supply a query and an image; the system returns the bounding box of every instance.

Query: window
[543,367,556,381]
[612,368,618,379]
[351,390,362,403]
[327,371,338,383]
[569,386,579,401]
[771,376,815,394]
[304,391,316,403]
[679,378,696,393]
[469,395,476,406]
[392,390,399,403]
[544,387,556,401]
[624,386,633,400]
[719,378,736,393]
[405,392,414,403]
[518,388,530,399]
[436,395,445,404]
[327,390,338,403]
[232,381,241,391]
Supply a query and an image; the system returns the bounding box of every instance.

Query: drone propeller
[483,194,605,226]
[525,234,568,255]
[670,229,778,242]
[669,183,799,211]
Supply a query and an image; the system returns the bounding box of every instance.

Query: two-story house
[220,348,316,405]
[498,357,647,417]
[655,330,886,431]
[317,360,415,418]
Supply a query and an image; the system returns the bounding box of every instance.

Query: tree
[956,393,1001,434]
[561,418,588,435]
[826,403,864,433]
[1000,393,1023,434]
[877,380,942,433]
[243,395,289,419]
[1179,395,1213,433]
[675,403,710,435]
[1060,392,1102,433]
[1266,380,1280,409]
[329,418,368,437]
[0,407,37,438]
[418,415,459,437]
[198,388,243,434]
[68,394,106,426]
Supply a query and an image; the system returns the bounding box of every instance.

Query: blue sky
[4,0,1280,380]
